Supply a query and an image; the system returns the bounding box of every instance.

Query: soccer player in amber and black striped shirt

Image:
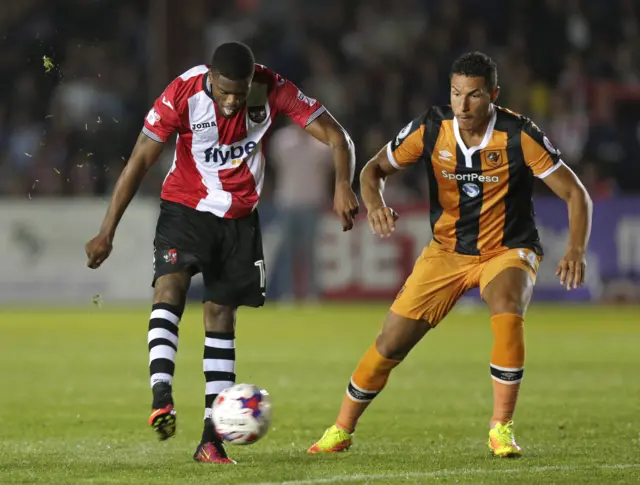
[308,52,592,458]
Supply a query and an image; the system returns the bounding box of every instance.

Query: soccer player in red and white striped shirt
[85,42,359,463]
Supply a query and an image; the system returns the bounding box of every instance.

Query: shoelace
[493,421,516,445]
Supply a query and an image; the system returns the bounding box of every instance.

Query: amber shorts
[390,241,541,326]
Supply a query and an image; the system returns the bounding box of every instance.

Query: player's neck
[459,106,494,146]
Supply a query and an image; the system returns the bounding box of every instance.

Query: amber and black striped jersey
[387,105,563,256]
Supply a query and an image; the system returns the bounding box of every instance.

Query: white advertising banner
[0,198,159,304]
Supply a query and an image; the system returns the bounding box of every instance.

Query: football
[211,383,272,445]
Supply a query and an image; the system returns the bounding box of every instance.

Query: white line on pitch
[243,463,640,485]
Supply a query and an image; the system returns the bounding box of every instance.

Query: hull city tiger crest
[485,150,503,167]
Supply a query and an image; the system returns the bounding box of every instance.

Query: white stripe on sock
[149,345,176,363]
[205,380,234,395]
[148,328,178,346]
[150,309,180,326]
[150,373,173,387]
[203,359,235,373]
[490,363,524,372]
[204,337,235,349]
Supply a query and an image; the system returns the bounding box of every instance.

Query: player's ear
[208,70,218,86]
[491,86,500,103]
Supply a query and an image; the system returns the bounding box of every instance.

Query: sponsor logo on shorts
[441,170,499,183]
[518,249,539,270]
[164,249,178,265]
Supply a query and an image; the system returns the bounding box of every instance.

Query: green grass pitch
[1,303,639,484]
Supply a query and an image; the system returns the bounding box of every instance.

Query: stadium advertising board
[310,197,640,303]
[2,197,639,304]
[0,199,157,303]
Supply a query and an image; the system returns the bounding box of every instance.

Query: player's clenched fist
[555,247,586,291]
[85,233,113,269]
[368,206,399,238]
[333,183,360,232]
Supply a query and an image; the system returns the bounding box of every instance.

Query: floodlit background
[1,0,639,304]
[1,2,639,484]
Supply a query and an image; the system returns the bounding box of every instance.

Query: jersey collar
[453,106,497,168]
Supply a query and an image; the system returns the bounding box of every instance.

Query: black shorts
[152,200,266,307]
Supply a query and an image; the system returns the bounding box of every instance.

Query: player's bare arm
[359,147,400,238]
[85,133,164,269]
[304,112,359,231]
[542,164,593,290]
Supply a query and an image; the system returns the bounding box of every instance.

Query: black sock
[152,382,173,409]
[201,418,218,443]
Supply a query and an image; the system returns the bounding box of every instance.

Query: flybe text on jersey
[204,141,258,166]
[441,170,499,183]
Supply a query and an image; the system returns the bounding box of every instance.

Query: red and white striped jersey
[142,64,326,218]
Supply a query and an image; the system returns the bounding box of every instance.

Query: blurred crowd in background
[1,0,639,204]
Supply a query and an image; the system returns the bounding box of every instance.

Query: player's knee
[204,302,236,333]
[484,268,533,316]
[375,337,409,361]
[153,273,189,308]
[489,292,526,316]
[376,314,431,361]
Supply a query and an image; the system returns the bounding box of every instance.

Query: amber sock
[489,313,525,426]
[335,343,401,433]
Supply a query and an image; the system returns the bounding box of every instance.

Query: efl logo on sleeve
[146,108,161,126]
[297,90,316,107]
[394,122,413,147]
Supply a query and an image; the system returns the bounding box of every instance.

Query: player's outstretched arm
[360,147,400,238]
[305,112,359,231]
[542,164,593,290]
[85,133,164,269]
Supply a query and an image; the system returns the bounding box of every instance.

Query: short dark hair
[210,42,255,80]
[450,52,498,89]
